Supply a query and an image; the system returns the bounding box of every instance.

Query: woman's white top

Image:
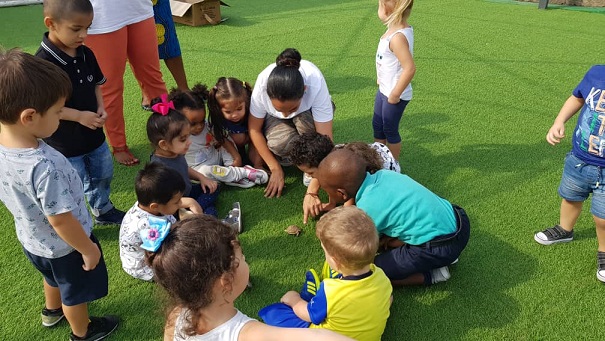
[88,0,153,35]
[250,60,333,122]
[174,309,255,341]
[376,27,414,100]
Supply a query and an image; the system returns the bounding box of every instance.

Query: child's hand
[281,291,303,307]
[265,165,285,198]
[81,243,101,271]
[387,93,401,105]
[546,122,565,145]
[180,197,203,215]
[78,110,105,130]
[303,193,323,224]
[97,108,108,126]
[199,177,218,194]
[231,156,243,167]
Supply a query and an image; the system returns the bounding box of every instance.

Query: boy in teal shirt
[316,149,470,285]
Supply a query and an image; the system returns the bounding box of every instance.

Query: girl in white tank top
[373,0,416,162]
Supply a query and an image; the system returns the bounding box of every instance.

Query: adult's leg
[264,115,298,159]
[292,110,315,135]
[127,18,167,103]
[86,29,135,165]
[165,57,188,90]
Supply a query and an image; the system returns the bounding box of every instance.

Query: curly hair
[337,142,383,174]
[207,77,252,145]
[288,132,334,168]
[169,83,208,112]
[146,215,240,338]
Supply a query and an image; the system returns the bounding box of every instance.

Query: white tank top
[173,309,255,341]
[376,27,414,100]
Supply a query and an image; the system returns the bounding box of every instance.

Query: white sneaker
[225,178,255,189]
[303,173,312,187]
[244,165,269,185]
[431,266,451,284]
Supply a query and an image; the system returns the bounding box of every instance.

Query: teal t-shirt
[355,170,456,245]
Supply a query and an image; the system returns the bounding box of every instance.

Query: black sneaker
[534,225,574,245]
[597,251,605,283]
[41,307,64,327]
[69,315,119,341]
[94,208,126,225]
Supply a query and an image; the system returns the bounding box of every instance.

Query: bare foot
[112,146,140,166]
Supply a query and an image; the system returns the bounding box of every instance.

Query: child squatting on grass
[288,131,400,224]
[119,162,202,281]
[145,215,355,341]
[36,0,126,226]
[0,49,119,340]
[534,65,605,282]
[258,206,393,341]
[168,84,268,189]
[316,149,471,286]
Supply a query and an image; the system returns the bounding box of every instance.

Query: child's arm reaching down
[221,140,243,167]
[388,33,415,104]
[47,212,101,271]
[187,167,218,193]
[281,291,312,322]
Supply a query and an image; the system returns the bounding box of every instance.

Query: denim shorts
[558,152,605,219]
[23,234,108,306]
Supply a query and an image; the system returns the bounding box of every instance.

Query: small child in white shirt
[119,162,202,281]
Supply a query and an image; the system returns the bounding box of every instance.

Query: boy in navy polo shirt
[35,0,125,225]
[534,65,605,282]
[0,50,119,341]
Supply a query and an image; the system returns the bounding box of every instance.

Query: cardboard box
[170,0,229,27]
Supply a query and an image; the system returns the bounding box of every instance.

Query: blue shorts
[558,152,605,219]
[374,205,470,284]
[22,234,108,306]
[225,120,248,135]
[153,0,182,59]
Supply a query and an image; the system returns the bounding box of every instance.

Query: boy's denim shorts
[22,234,108,306]
[558,152,605,219]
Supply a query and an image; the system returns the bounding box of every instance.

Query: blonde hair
[316,206,379,271]
[386,0,413,27]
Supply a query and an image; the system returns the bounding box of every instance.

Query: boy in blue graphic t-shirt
[534,65,605,282]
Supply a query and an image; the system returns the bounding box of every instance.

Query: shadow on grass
[387,230,537,339]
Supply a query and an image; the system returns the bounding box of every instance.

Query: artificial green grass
[1,0,605,339]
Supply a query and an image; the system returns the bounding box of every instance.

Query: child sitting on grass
[316,149,470,286]
[0,49,118,341]
[119,162,202,281]
[147,95,219,216]
[259,206,392,341]
[289,131,400,224]
[169,85,268,189]
[146,215,355,341]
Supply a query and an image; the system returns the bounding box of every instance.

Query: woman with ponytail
[249,48,334,198]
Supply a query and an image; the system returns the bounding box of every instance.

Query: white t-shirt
[250,60,333,122]
[119,202,176,281]
[376,27,414,100]
[174,309,255,341]
[88,0,153,35]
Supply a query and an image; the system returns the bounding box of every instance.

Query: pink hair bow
[151,94,175,116]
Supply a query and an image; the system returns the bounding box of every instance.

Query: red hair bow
[151,94,175,116]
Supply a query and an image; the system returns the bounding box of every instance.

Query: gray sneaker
[431,266,451,284]
[534,225,573,245]
[41,307,64,327]
[223,202,242,234]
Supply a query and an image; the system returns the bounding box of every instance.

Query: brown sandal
[112,146,140,166]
